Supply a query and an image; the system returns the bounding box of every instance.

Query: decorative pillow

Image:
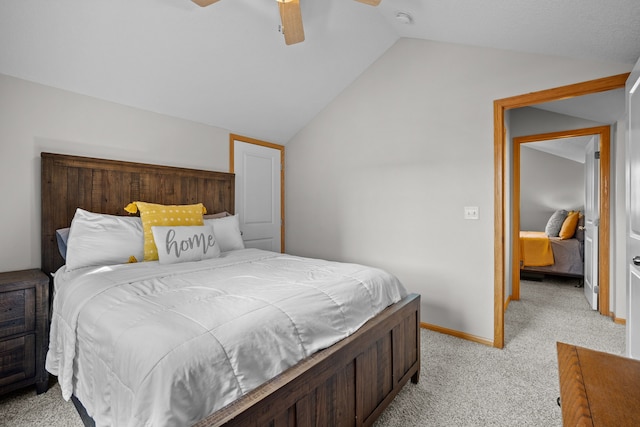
[559,211,580,239]
[545,209,568,237]
[204,215,245,252]
[151,225,220,264]
[124,201,207,261]
[203,211,231,219]
[55,227,70,260]
[575,213,585,242]
[65,209,144,271]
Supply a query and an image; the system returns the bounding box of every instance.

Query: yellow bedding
[519,231,554,267]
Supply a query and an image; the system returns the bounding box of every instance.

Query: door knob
[634,256,640,266]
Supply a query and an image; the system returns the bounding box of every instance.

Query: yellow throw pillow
[124,201,207,261]
[559,211,579,240]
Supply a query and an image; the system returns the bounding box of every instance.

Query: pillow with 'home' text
[151,225,220,264]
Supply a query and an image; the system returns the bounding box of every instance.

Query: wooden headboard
[41,152,235,278]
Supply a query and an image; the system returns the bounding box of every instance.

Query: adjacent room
[1,0,640,425]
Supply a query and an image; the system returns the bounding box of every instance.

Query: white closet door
[233,140,282,252]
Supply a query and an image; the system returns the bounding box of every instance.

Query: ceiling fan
[192,0,382,45]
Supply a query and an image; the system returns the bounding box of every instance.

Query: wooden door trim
[493,73,629,349]
[512,126,611,315]
[229,133,286,253]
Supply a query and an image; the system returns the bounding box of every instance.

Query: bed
[41,152,420,427]
[519,209,584,280]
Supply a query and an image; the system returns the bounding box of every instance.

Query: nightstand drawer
[0,269,49,396]
[0,334,36,387]
[0,287,35,338]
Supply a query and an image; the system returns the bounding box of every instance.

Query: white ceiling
[1,0,639,144]
[534,88,627,125]
[524,136,593,164]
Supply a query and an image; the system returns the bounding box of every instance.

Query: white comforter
[46,248,406,426]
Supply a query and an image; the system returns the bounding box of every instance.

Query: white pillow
[151,225,220,264]
[65,208,144,271]
[204,215,245,252]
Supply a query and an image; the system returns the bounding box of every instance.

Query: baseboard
[613,316,626,325]
[504,295,512,312]
[420,322,493,347]
[420,303,624,349]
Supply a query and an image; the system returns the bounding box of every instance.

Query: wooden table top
[557,342,640,426]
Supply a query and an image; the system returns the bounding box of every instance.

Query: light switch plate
[464,206,479,220]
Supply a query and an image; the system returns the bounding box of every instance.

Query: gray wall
[520,146,585,231]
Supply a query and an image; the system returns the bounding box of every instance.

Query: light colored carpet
[0,377,81,426]
[374,277,625,426]
[0,277,625,426]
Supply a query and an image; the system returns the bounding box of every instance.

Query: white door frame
[229,133,285,253]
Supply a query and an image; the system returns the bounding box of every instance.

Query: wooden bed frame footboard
[196,293,421,427]
[70,294,420,427]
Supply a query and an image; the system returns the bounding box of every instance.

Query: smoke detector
[395,11,413,25]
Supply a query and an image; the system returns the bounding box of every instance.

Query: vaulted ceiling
[1,0,639,144]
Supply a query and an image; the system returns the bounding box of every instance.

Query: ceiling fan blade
[279,0,305,45]
[354,0,381,5]
[191,0,221,7]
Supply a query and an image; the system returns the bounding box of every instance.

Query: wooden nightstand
[0,269,50,395]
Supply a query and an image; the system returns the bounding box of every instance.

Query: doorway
[493,73,629,349]
[229,133,285,253]
[511,126,611,309]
